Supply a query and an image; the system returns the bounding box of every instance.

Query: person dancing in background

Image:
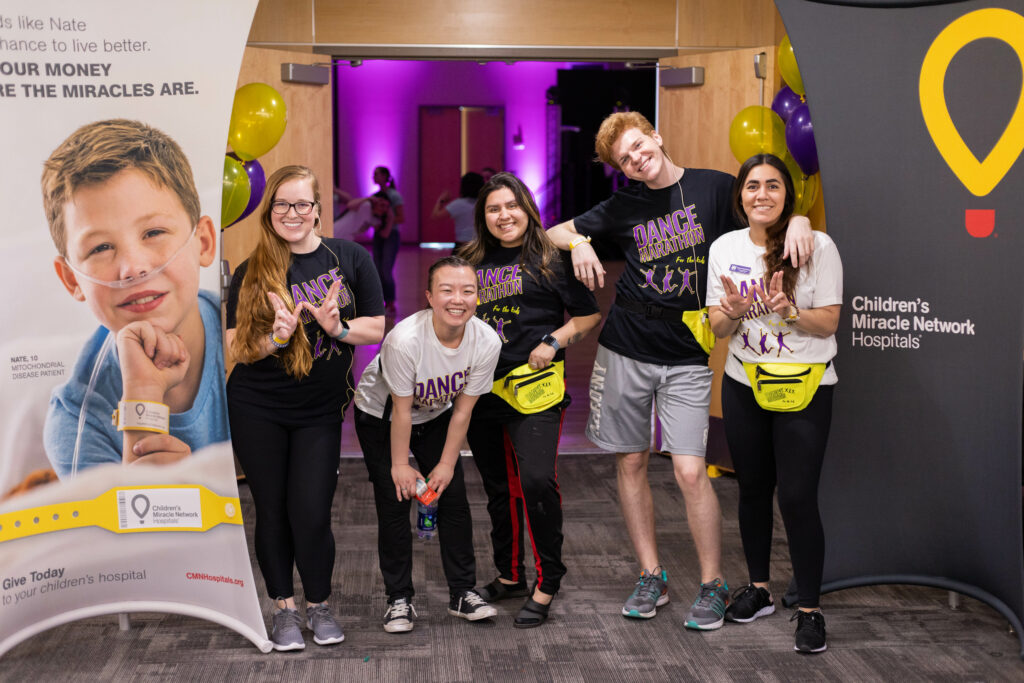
[433,171,485,251]
[707,154,842,653]
[457,173,600,627]
[226,165,385,651]
[372,165,403,311]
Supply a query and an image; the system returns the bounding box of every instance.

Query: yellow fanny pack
[682,307,716,355]
[492,361,565,414]
[741,361,827,412]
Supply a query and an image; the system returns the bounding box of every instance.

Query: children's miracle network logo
[919,7,1024,238]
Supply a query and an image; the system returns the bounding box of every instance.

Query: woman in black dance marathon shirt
[458,172,601,627]
[226,165,385,651]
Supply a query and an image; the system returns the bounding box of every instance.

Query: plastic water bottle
[416,499,438,540]
[415,479,438,540]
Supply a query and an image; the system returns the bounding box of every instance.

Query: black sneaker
[725,584,775,623]
[383,597,416,633]
[792,609,827,653]
[448,589,498,621]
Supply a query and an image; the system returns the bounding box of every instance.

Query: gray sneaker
[271,606,305,651]
[306,603,345,645]
[684,578,729,630]
[621,567,669,618]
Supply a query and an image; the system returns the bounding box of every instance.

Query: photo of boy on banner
[41,119,229,480]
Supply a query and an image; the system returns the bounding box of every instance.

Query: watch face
[542,334,557,347]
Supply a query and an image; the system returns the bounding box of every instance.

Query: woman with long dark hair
[707,154,842,654]
[226,165,385,651]
[458,172,601,627]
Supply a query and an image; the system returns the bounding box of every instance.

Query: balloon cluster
[222,83,287,228]
[728,35,820,215]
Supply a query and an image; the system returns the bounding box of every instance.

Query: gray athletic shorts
[585,344,712,456]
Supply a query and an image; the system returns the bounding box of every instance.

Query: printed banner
[0,0,270,655]
[775,0,1024,655]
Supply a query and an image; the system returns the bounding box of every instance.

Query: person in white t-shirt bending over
[354,255,502,634]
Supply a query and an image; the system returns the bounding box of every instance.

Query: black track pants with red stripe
[467,393,567,595]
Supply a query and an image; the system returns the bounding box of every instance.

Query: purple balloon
[785,104,819,176]
[236,158,266,222]
[771,85,803,124]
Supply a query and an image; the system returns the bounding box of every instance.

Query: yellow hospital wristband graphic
[0,485,242,543]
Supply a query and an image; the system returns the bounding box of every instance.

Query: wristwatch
[541,334,560,351]
[333,318,350,340]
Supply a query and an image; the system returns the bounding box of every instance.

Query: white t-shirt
[333,202,380,240]
[354,309,501,424]
[445,197,476,242]
[707,228,843,387]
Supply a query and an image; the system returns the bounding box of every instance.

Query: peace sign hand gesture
[754,271,794,317]
[298,279,344,338]
[718,274,755,321]
[267,291,302,343]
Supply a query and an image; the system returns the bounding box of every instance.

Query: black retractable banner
[774,0,1024,656]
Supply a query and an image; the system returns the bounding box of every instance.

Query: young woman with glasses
[226,165,386,651]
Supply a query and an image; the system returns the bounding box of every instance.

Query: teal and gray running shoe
[684,578,729,630]
[621,567,669,619]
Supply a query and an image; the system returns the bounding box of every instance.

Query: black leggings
[355,407,476,601]
[467,393,567,595]
[229,408,341,603]
[721,374,834,608]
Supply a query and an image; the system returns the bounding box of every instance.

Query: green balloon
[222,155,251,228]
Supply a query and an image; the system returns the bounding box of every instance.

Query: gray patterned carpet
[3,454,1022,681]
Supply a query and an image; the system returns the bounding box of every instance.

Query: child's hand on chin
[129,433,192,466]
[116,320,190,401]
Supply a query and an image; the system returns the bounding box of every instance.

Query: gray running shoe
[684,578,729,630]
[621,567,669,619]
[271,606,305,651]
[306,603,345,645]
[383,597,417,633]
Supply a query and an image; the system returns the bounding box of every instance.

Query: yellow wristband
[0,485,242,544]
[112,400,170,434]
[568,235,592,250]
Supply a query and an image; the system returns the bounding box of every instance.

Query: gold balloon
[779,35,806,96]
[729,105,788,164]
[228,83,287,161]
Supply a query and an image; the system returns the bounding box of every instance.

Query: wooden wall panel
[222,46,334,272]
[248,0,313,46]
[677,0,785,48]
[249,0,786,51]
[659,48,776,176]
[314,0,677,48]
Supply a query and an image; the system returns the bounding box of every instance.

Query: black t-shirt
[226,238,385,423]
[574,168,741,365]
[474,246,599,379]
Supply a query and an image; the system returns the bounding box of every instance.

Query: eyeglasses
[271,200,317,215]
